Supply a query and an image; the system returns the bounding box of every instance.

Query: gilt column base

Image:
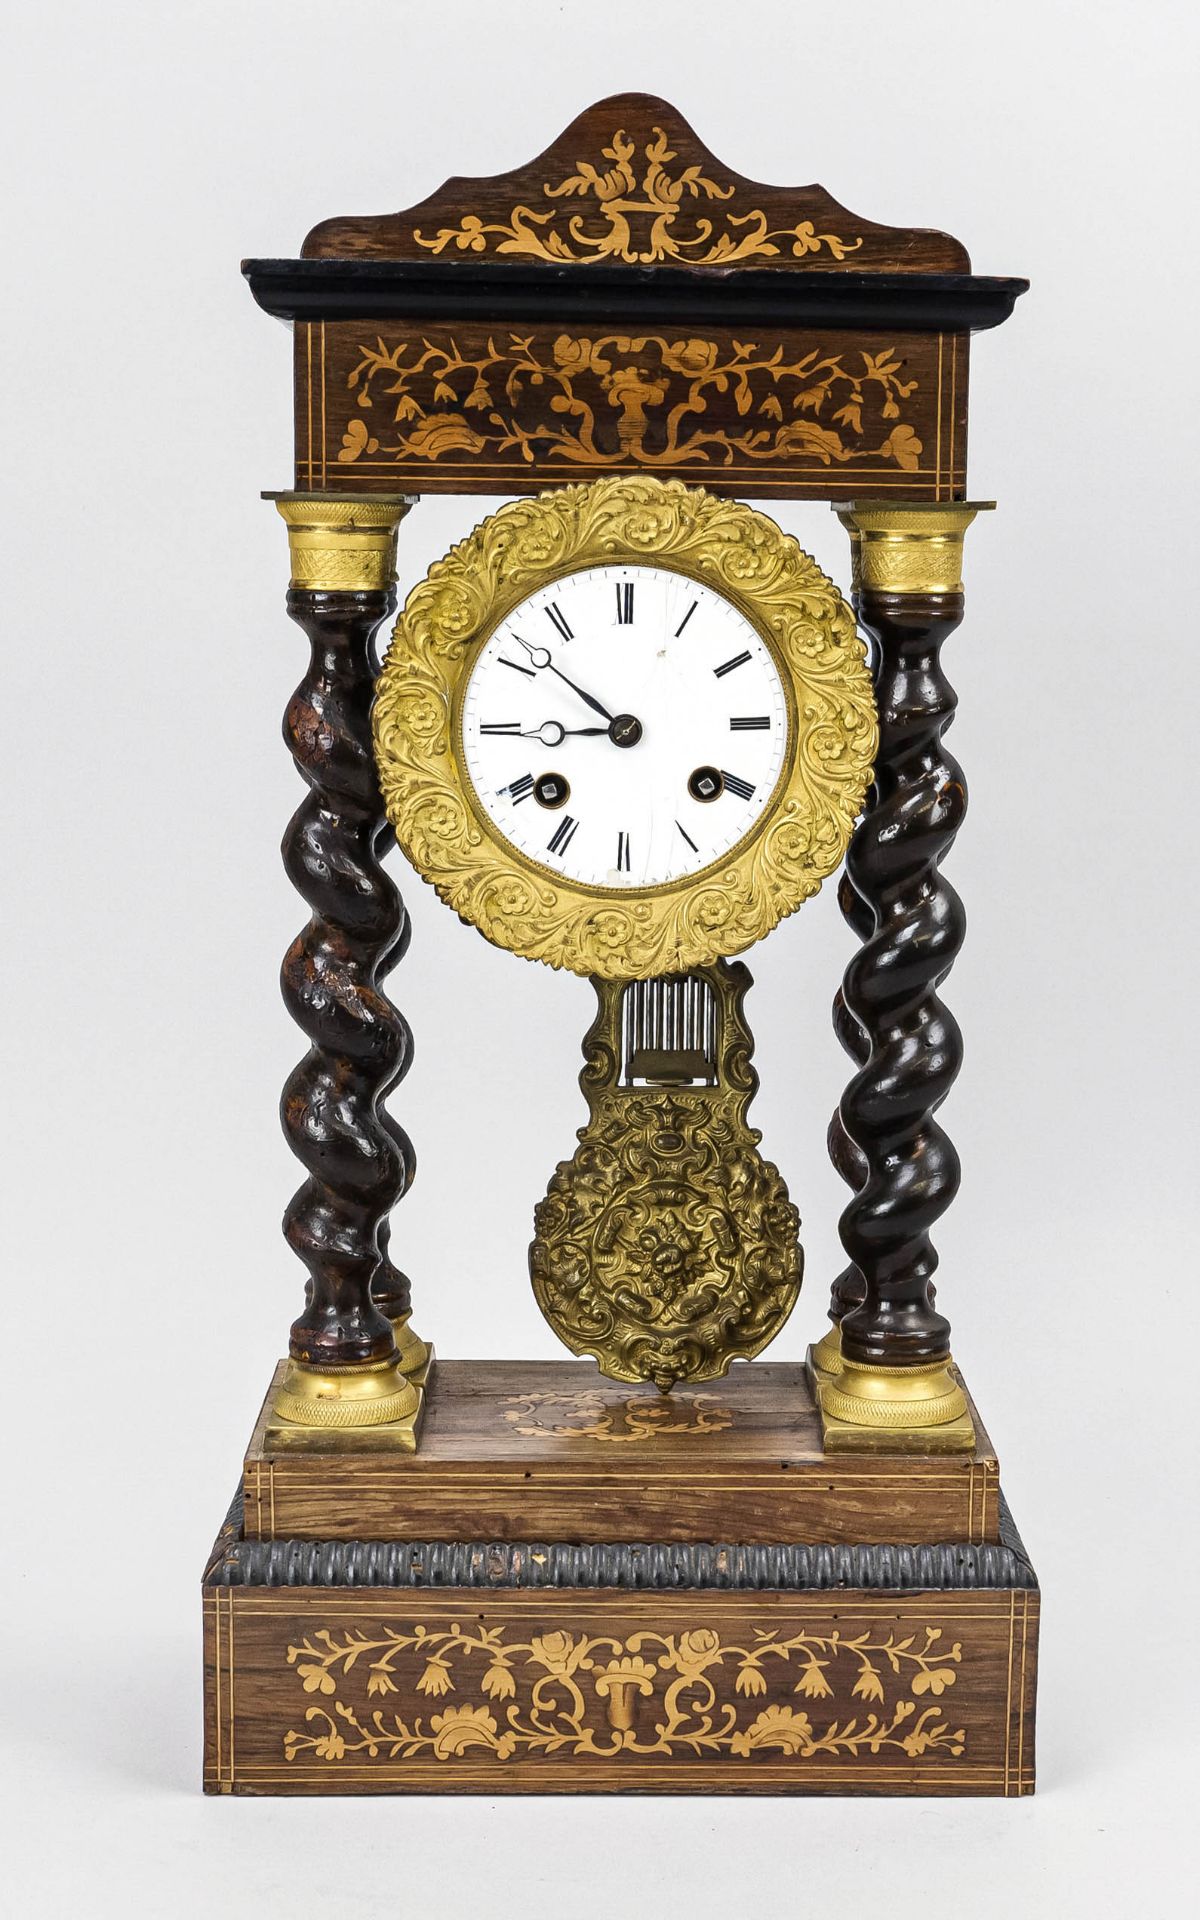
[807,1322,845,1381]
[391,1313,432,1385]
[269,1351,433,1450]
[812,1355,977,1455]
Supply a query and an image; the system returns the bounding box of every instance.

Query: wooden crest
[244,95,1030,498]
[302,93,969,272]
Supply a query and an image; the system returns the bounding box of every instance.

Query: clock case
[205,95,1037,1797]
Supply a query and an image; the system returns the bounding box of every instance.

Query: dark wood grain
[833,592,968,1368]
[280,588,415,1366]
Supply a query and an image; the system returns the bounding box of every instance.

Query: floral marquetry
[281,1619,966,1765]
[407,125,865,269]
[336,330,924,472]
[300,322,967,499]
[203,1581,1038,1794]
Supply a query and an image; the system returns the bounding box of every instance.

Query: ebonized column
[816,503,990,1448]
[368,813,430,1379]
[809,871,872,1380]
[270,495,425,1430]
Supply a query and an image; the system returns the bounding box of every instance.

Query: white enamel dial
[460,564,790,891]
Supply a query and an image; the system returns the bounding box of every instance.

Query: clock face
[460,565,790,891]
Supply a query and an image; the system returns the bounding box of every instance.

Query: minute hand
[545,661,615,724]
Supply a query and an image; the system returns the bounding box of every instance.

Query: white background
[4,1,1197,1912]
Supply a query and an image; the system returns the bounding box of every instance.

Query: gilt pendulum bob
[530,962,800,1390]
[372,474,877,1385]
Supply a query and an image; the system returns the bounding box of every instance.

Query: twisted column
[809,870,871,1381]
[815,503,990,1450]
[368,814,430,1381]
[269,494,428,1431]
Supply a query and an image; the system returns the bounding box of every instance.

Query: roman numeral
[544,602,573,641]
[498,655,536,678]
[616,831,631,872]
[713,650,751,678]
[675,600,698,637]
[722,770,756,802]
[675,819,699,854]
[615,582,634,624]
[729,715,770,731]
[503,773,534,804]
[480,721,520,735]
[547,814,579,857]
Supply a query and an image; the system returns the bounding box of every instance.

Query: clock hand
[520,722,609,747]
[512,637,616,724]
[546,663,616,724]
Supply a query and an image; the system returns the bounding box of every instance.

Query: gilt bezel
[373,476,876,978]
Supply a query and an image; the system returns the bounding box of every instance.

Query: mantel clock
[202,96,1038,1799]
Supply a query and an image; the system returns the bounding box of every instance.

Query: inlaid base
[202,1491,1038,1796]
[206,1357,1036,1796]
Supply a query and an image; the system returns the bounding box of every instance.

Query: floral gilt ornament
[284,1622,965,1766]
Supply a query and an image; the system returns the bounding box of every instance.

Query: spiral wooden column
[809,869,871,1382]
[367,812,431,1381]
[814,503,990,1451]
[269,494,428,1432]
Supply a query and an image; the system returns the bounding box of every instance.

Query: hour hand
[520,721,608,746]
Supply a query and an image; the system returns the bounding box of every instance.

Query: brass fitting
[268,492,415,593]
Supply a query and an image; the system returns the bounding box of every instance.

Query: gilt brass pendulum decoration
[530,961,802,1390]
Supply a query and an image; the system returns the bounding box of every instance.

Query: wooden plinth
[242,1359,1001,1546]
[204,1358,1037,1797]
